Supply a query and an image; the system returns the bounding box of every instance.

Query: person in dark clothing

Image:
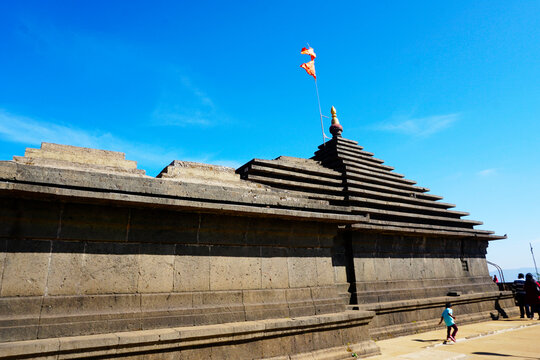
[523,273,540,320]
[513,273,530,318]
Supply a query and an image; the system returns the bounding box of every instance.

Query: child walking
[439,303,458,343]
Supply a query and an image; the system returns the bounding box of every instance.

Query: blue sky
[1,1,539,271]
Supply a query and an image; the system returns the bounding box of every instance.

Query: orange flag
[301,47,316,60]
[300,60,316,80]
[300,47,317,80]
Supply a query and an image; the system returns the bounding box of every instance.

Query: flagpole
[314,79,326,145]
[300,45,328,145]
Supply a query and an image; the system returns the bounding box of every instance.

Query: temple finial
[329,106,343,138]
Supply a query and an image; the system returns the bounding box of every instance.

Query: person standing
[523,273,540,320]
[513,273,530,318]
[439,303,458,342]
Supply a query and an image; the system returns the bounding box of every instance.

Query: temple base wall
[348,233,518,338]
[0,197,349,345]
[0,311,380,360]
[0,195,517,358]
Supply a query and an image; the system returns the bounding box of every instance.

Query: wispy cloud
[150,73,226,128]
[0,109,240,174]
[375,113,459,137]
[0,110,110,147]
[151,108,213,127]
[477,168,497,177]
[14,17,228,130]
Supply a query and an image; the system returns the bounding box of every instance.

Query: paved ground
[368,317,540,359]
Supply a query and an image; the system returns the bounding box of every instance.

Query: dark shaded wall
[344,232,516,338]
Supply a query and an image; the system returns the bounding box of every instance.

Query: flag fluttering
[301,47,316,59]
[300,60,316,80]
[299,45,329,143]
[300,47,317,80]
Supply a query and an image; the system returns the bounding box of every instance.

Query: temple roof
[237,112,504,240]
[0,121,505,240]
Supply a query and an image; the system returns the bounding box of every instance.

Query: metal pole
[530,243,539,278]
[314,79,329,145]
[487,260,505,284]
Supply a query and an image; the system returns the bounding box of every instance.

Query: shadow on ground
[412,339,441,343]
[473,352,538,359]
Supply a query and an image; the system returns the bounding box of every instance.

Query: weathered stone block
[129,209,199,244]
[0,198,60,239]
[261,247,289,289]
[312,328,341,350]
[211,340,263,360]
[81,242,139,294]
[292,331,314,354]
[0,239,6,293]
[201,290,243,306]
[290,222,320,247]
[315,250,335,286]
[137,243,175,293]
[60,203,128,242]
[174,244,211,292]
[47,240,85,296]
[140,292,192,312]
[285,288,315,317]
[261,335,295,358]
[199,214,249,245]
[246,218,292,246]
[209,247,262,290]
[1,239,51,296]
[287,249,317,288]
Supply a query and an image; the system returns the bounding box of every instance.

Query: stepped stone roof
[0,115,505,240]
[0,143,360,224]
[237,112,504,241]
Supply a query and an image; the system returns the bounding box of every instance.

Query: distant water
[489,267,540,282]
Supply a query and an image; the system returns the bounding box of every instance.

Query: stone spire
[329,106,343,138]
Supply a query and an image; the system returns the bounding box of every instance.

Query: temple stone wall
[0,139,517,359]
[348,232,517,339]
[350,233,496,302]
[0,196,347,344]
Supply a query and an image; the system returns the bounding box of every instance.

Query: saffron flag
[300,47,317,80]
[301,47,316,60]
[300,60,316,80]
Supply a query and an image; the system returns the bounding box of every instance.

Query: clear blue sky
[1,1,539,271]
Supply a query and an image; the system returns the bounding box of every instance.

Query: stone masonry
[0,112,516,359]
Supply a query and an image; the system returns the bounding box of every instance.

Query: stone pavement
[368,317,540,359]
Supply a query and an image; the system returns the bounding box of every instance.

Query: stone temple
[0,109,515,359]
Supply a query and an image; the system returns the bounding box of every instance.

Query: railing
[487,260,505,283]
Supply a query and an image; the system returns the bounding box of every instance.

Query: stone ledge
[360,291,513,313]
[368,310,521,341]
[0,162,361,222]
[255,340,380,360]
[0,310,377,359]
[0,287,348,342]
[13,143,144,176]
[0,182,361,224]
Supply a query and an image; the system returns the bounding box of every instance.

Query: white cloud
[179,76,215,109]
[376,113,459,137]
[477,168,497,176]
[151,108,213,127]
[0,110,109,147]
[0,109,241,174]
[150,75,223,128]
